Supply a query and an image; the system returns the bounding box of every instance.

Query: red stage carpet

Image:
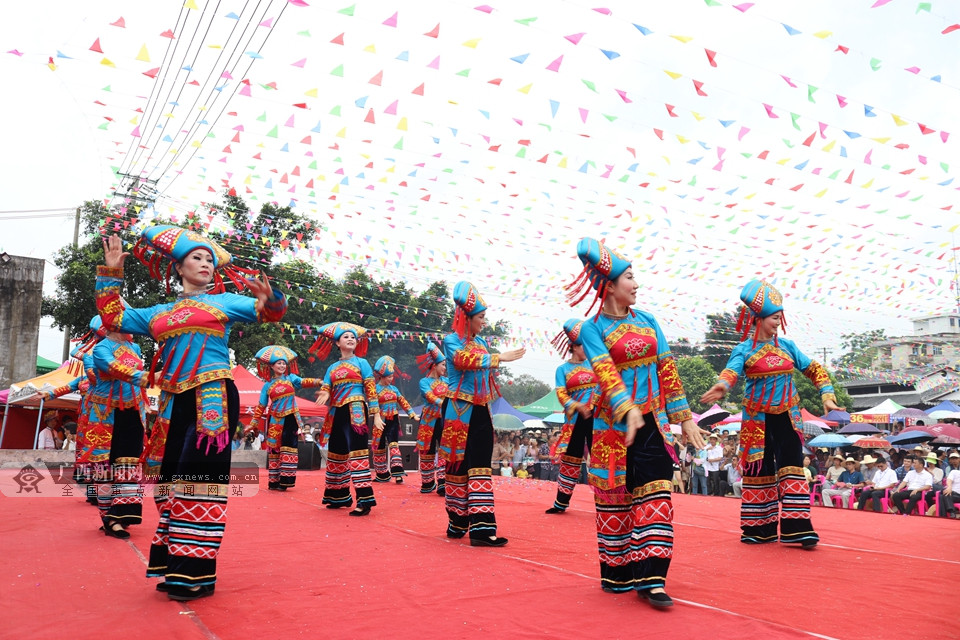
[2,472,956,640]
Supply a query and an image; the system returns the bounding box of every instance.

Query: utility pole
[821,347,830,366]
[60,206,81,362]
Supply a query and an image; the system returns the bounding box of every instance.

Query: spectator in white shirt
[704,434,724,497]
[890,455,933,515]
[37,413,58,450]
[938,451,960,518]
[856,456,898,512]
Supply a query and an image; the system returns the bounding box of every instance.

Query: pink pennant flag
[904,66,920,74]
[221,70,233,79]
[864,149,873,164]
[384,99,398,115]
[780,75,797,88]
[762,103,778,118]
[260,17,274,27]
[288,0,310,6]
[160,29,175,39]
[733,3,753,11]
[131,126,141,137]
[383,12,398,27]
[111,17,126,28]
[818,122,827,137]
[239,84,252,96]
[546,55,563,71]
[291,58,306,68]
[579,108,589,123]
[940,131,950,143]
[285,115,295,127]
[870,0,893,6]
[427,56,440,69]
[475,5,494,13]
[565,32,585,45]
[615,89,631,103]
[6,49,24,56]
[836,94,847,107]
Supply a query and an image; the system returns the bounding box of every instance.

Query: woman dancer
[415,342,448,495]
[99,227,286,601]
[372,356,418,483]
[441,281,525,546]
[701,280,840,547]
[248,345,323,491]
[566,238,703,608]
[545,319,600,514]
[310,322,382,515]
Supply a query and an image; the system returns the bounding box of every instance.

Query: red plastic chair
[810,475,825,506]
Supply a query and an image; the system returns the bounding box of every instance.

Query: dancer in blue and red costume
[441,281,525,547]
[701,280,841,548]
[566,238,704,608]
[43,316,106,505]
[248,345,322,491]
[99,227,287,601]
[310,322,382,516]
[545,319,600,514]
[415,342,448,495]
[372,356,418,483]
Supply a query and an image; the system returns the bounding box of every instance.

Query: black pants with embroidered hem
[323,404,375,508]
[148,380,238,588]
[100,407,145,526]
[444,404,497,540]
[740,412,817,545]
[594,415,674,594]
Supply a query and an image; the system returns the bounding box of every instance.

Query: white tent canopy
[856,399,906,415]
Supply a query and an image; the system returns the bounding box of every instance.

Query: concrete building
[0,254,44,390]
[870,313,960,371]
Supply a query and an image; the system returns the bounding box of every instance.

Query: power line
[0,208,76,215]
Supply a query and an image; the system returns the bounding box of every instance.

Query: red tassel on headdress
[735,306,751,341]
[308,336,332,360]
[355,338,369,358]
[452,307,469,339]
[550,330,572,358]
[415,352,434,375]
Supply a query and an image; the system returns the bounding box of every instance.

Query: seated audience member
[822,457,862,508]
[856,456,898,512]
[938,451,960,518]
[890,455,933,515]
[922,453,945,515]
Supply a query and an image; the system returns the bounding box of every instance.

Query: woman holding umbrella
[701,280,841,547]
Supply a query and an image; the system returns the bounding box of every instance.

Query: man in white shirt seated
[938,451,960,518]
[890,455,933,515]
[856,456,898,512]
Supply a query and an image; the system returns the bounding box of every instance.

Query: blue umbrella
[886,430,934,445]
[542,412,565,425]
[838,422,881,435]
[808,433,853,447]
[823,409,851,425]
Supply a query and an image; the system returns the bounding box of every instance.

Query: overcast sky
[4,0,959,383]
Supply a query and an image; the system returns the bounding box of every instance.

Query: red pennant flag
[664,104,678,117]
[412,83,425,95]
[142,67,159,78]
[942,24,960,34]
[425,23,440,38]
[704,49,717,67]
[110,17,126,28]
[90,38,103,53]
[365,109,376,123]
[835,44,849,54]
[160,29,175,38]
[653,129,664,140]
[331,32,345,45]
[802,131,816,146]
[692,79,707,96]
[918,123,935,135]
[369,70,383,86]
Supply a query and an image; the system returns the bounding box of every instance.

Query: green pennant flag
[338,4,355,16]
[331,64,344,77]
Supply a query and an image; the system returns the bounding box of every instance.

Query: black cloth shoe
[446,530,466,539]
[639,591,673,608]
[166,584,215,602]
[545,506,566,514]
[102,521,130,539]
[325,503,351,509]
[469,536,508,547]
[348,506,371,517]
[436,487,445,497]
[801,539,818,549]
[155,582,170,593]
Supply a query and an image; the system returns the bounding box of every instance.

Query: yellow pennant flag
[136,44,150,62]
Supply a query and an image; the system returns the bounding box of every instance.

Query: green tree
[671,337,701,359]
[793,372,853,415]
[42,201,167,360]
[499,372,551,407]
[676,356,721,414]
[702,311,742,375]
[834,329,887,376]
